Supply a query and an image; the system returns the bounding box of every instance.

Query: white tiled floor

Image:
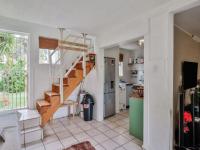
[23,110,142,150]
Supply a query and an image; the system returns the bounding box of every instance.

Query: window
[0,31,28,110]
[119,62,123,77]
[39,49,60,64]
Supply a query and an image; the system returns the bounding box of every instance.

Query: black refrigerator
[104,57,116,118]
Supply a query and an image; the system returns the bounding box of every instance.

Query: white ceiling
[0,0,169,35]
[119,39,142,50]
[175,5,200,38]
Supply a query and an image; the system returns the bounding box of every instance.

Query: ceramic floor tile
[44,141,63,150]
[60,136,78,148]
[121,124,129,129]
[70,127,84,135]
[107,116,119,122]
[104,129,119,138]
[77,121,89,126]
[112,135,131,145]
[87,120,98,124]
[121,132,135,140]
[44,129,55,137]
[114,127,127,134]
[56,130,72,140]
[26,146,45,150]
[25,140,44,150]
[53,126,66,133]
[93,133,109,143]
[132,138,143,146]
[80,124,93,131]
[40,111,137,150]
[123,141,142,150]
[91,122,104,128]
[102,120,112,125]
[115,120,127,126]
[101,139,119,150]
[73,132,90,141]
[106,122,119,129]
[115,147,126,150]
[79,137,98,146]
[60,121,71,126]
[49,122,63,129]
[94,144,105,150]
[86,129,101,137]
[114,115,125,120]
[44,126,52,131]
[42,135,59,145]
[122,118,129,123]
[65,124,78,130]
[97,125,110,132]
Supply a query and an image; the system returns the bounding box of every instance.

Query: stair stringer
[41,95,60,126]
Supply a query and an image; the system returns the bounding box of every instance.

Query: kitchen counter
[129,97,143,140]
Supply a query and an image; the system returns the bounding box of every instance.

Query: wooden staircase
[36,54,95,127]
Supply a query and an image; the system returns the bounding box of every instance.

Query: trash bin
[81,93,94,121]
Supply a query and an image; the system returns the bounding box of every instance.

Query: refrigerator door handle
[111,81,114,89]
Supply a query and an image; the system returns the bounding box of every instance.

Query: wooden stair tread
[37,100,51,107]
[45,91,60,96]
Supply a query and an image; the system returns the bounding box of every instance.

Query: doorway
[173,5,200,149]
[103,37,144,146]
[0,30,29,110]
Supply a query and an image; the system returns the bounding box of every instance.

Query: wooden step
[63,77,68,84]
[75,62,83,70]
[36,100,50,114]
[52,83,68,93]
[58,77,68,84]
[68,69,76,77]
[44,91,60,103]
[37,100,51,107]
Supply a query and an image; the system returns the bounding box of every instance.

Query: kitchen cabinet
[129,97,143,140]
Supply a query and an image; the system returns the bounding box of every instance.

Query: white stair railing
[49,31,94,104]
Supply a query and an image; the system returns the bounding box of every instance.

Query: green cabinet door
[129,97,143,140]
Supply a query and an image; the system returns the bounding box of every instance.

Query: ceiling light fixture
[138,39,144,47]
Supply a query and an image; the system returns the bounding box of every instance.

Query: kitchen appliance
[104,57,115,118]
[119,82,133,110]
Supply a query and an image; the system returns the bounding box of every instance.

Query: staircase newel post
[82,33,87,78]
[59,28,65,104]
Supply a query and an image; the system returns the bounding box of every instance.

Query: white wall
[96,0,200,150]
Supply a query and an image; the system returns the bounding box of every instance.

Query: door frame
[103,36,146,143]
[0,28,31,110]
